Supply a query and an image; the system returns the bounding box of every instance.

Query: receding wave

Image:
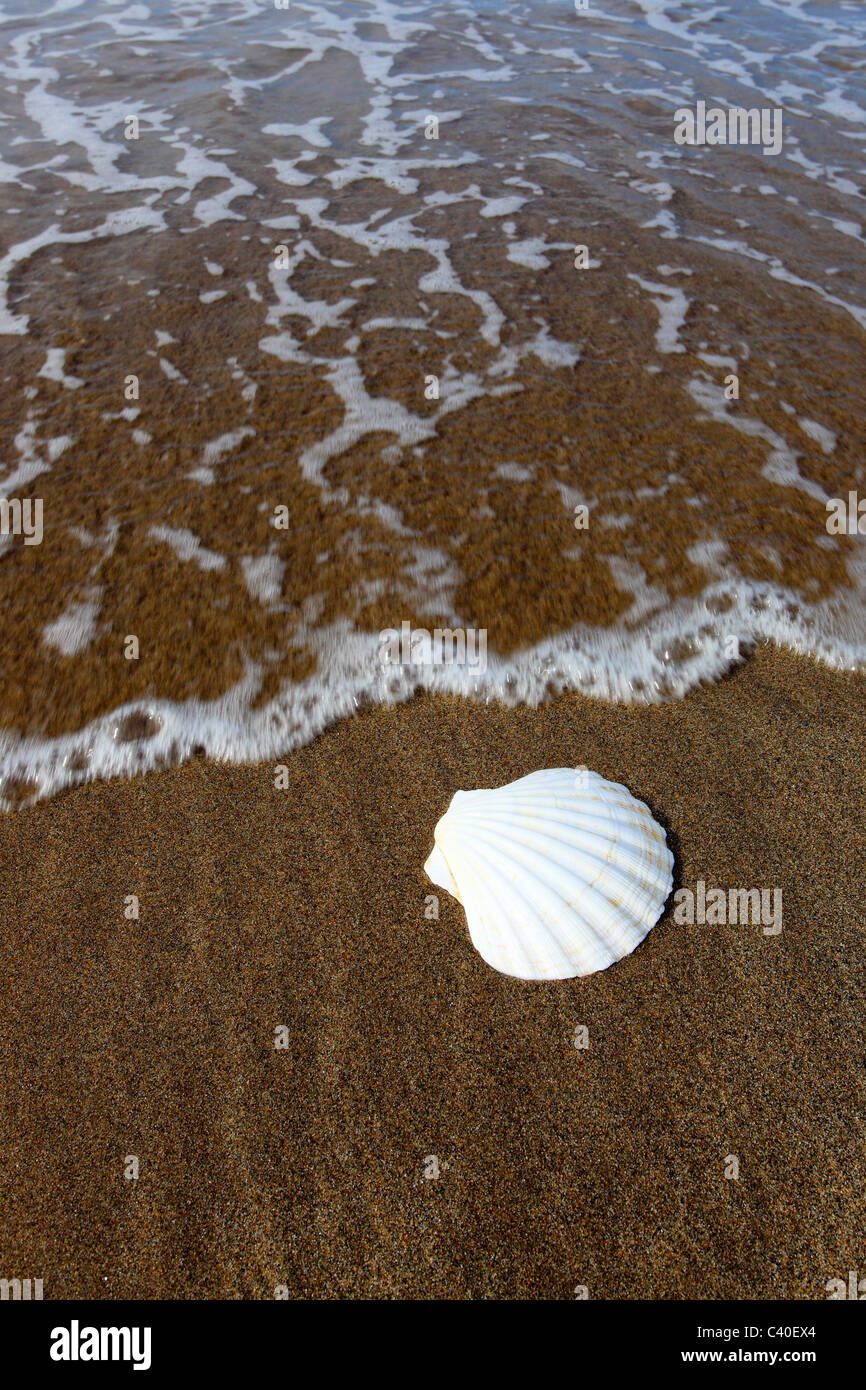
[0,0,864,807]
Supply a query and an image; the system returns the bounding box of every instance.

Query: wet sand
[0,643,864,1299]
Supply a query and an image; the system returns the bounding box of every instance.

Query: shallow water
[0,0,864,805]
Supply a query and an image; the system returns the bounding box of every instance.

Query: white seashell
[424,768,673,980]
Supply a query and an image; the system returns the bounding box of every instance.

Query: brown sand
[0,644,864,1300]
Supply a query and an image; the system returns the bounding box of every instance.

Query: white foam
[0,418,69,498]
[798,418,836,454]
[506,237,551,270]
[159,357,187,382]
[262,118,333,147]
[241,552,284,606]
[8,568,866,811]
[202,427,254,469]
[688,373,827,501]
[535,151,587,171]
[173,143,256,225]
[523,326,581,370]
[688,232,866,333]
[149,526,227,572]
[297,357,438,496]
[495,462,535,482]
[628,274,689,354]
[479,195,527,219]
[38,348,83,389]
[42,599,100,656]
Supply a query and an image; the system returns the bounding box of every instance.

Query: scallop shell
[424,768,673,980]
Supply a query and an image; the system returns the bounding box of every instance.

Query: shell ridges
[424,767,673,980]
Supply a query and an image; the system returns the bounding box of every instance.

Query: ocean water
[0,0,864,806]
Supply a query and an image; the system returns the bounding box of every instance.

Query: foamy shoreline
[1,0,864,807]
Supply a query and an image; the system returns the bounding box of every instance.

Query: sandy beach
[0,644,863,1300]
